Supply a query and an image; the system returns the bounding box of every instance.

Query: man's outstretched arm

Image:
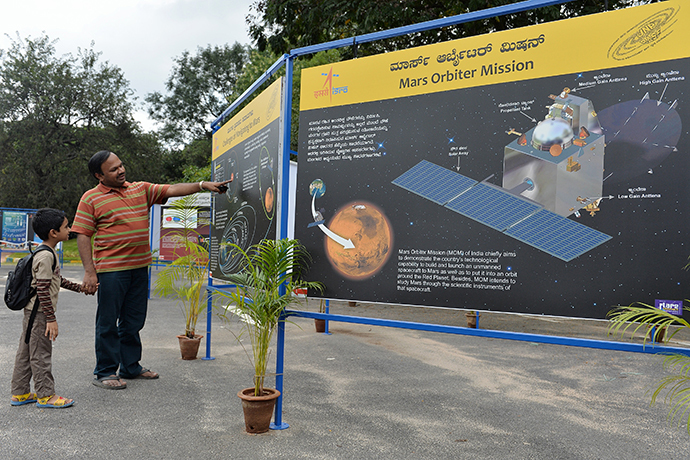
[165,180,232,198]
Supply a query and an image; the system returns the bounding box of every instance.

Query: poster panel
[2,211,28,244]
[210,78,284,281]
[295,2,690,319]
[159,194,211,261]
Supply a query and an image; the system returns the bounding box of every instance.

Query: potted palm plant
[607,301,690,433]
[219,238,323,433]
[153,195,209,360]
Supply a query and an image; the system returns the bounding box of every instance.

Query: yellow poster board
[301,2,688,110]
[213,78,283,160]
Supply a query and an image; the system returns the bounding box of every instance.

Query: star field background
[210,118,280,281]
[295,58,689,319]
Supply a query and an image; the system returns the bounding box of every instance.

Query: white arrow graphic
[311,194,355,249]
[520,111,536,122]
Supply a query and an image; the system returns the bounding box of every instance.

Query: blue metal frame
[287,309,690,356]
[208,0,689,431]
[212,55,290,132]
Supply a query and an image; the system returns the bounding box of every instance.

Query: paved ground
[1,264,689,459]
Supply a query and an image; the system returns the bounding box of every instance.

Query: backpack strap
[24,297,40,345]
[24,245,57,344]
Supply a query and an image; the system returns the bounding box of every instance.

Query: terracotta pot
[465,312,481,328]
[237,387,281,433]
[177,334,203,360]
[647,326,667,343]
[314,318,326,333]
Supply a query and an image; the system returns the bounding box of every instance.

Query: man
[72,150,230,389]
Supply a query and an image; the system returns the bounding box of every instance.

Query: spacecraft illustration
[503,88,605,218]
[392,85,682,262]
[392,87,679,262]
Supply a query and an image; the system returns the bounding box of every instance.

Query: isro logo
[655,299,683,316]
[313,67,348,101]
[607,6,679,61]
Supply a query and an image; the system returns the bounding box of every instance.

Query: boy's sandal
[11,392,38,406]
[36,395,74,409]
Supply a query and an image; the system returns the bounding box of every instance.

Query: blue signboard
[2,211,28,243]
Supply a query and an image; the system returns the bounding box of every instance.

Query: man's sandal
[119,368,159,380]
[11,392,38,406]
[36,395,74,409]
[93,375,127,390]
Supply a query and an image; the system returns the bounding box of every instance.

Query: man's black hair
[32,208,66,241]
[88,150,113,180]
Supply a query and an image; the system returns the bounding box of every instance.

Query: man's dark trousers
[94,267,148,378]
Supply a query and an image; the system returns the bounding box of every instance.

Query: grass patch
[63,237,80,260]
[1,237,81,262]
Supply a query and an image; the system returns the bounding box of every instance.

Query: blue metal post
[271,53,294,431]
[147,266,152,300]
[202,272,215,360]
[271,312,289,430]
[324,299,331,335]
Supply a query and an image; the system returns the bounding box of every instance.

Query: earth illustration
[325,201,393,280]
[309,179,326,198]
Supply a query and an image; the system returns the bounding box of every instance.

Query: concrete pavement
[1,265,689,459]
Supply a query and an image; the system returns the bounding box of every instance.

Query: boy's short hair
[88,150,113,180]
[32,208,66,241]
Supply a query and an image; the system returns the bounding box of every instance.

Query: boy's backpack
[4,245,57,344]
[4,245,56,311]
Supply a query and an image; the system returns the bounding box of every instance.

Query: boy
[10,208,87,408]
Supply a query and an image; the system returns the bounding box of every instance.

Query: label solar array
[392,161,612,262]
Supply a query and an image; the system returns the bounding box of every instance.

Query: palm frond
[607,302,689,344]
[649,354,690,433]
[153,195,209,338]
[608,301,690,433]
[217,238,323,395]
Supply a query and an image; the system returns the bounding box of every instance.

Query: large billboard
[210,78,284,281]
[295,2,690,319]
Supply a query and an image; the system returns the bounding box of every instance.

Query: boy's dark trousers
[11,308,55,398]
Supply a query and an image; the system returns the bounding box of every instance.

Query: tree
[248,0,640,57]
[145,43,251,146]
[222,48,342,154]
[163,137,214,183]
[0,34,165,220]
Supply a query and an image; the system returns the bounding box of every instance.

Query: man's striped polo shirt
[72,181,170,273]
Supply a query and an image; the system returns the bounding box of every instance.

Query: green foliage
[145,43,252,146]
[0,34,166,220]
[153,195,210,338]
[218,238,323,395]
[248,0,639,56]
[62,237,81,261]
[608,302,690,433]
[608,302,688,345]
[161,137,213,183]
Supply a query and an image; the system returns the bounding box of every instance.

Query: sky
[0,0,256,130]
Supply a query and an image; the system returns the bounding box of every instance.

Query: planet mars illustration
[325,201,393,280]
[264,187,274,213]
